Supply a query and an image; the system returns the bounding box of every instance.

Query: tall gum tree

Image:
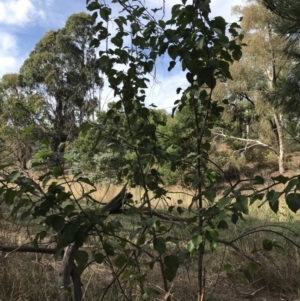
[220,0,291,174]
[19,13,104,156]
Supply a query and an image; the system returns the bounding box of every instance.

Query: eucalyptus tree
[219,0,292,173]
[19,12,104,156]
[261,0,300,118]
[0,73,45,168]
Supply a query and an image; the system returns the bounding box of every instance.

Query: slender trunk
[266,27,284,174]
[58,243,81,301]
[274,113,285,173]
[71,265,83,301]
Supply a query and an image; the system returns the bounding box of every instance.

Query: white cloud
[0,0,45,26]
[0,32,22,76]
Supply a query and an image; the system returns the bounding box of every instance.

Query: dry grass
[2,219,300,301]
[2,167,300,300]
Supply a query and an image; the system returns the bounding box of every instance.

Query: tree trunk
[274,112,285,173]
[58,243,82,301]
[71,265,83,301]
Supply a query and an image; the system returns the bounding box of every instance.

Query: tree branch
[214,130,279,155]
[0,245,56,254]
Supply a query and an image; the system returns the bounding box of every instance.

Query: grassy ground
[2,166,300,300]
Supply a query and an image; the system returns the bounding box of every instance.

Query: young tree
[3,2,300,301]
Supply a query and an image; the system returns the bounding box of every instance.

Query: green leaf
[80,121,93,134]
[168,60,176,72]
[217,220,228,229]
[21,125,34,138]
[94,253,105,264]
[232,48,242,61]
[168,45,178,60]
[33,150,52,162]
[284,178,299,194]
[86,1,101,11]
[8,171,21,183]
[218,197,231,208]
[153,237,166,254]
[4,188,19,205]
[52,216,65,232]
[114,254,127,269]
[219,60,232,79]
[263,239,273,251]
[196,36,205,50]
[205,228,219,241]
[210,16,226,35]
[186,72,193,84]
[64,204,75,215]
[242,268,252,282]
[120,269,131,282]
[134,36,147,48]
[164,255,179,282]
[100,7,111,21]
[248,262,259,273]
[90,38,100,48]
[271,175,289,184]
[114,18,123,30]
[210,240,218,252]
[0,163,13,170]
[187,235,202,253]
[63,153,73,161]
[250,193,264,205]
[237,195,249,214]
[231,213,239,224]
[77,177,94,186]
[166,236,179,244]
[267,190,280,213]
[75,250,89,269]
[103,242,115,256]
[223,264,232,273]
[131,22,140,36]
[203,191,216,203]
[253,175,264,185]
[286,193,300,213]
[137,234,146,246]
[63,224,78,242]
[74,226,86,247]
[177,207,184,215]
[111,35,123,48]
[141,217,157,227]
[142,288,161,299]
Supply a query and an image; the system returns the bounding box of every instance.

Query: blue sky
[0,0,243,109]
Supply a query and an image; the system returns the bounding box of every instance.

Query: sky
[0,0,243,110]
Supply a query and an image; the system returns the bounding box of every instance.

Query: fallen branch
[214,131,278,155]
[0,245,56,255]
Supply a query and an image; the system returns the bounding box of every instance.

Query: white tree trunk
[274,112,285,174]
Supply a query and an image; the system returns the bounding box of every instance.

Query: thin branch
[0,245,56,255]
